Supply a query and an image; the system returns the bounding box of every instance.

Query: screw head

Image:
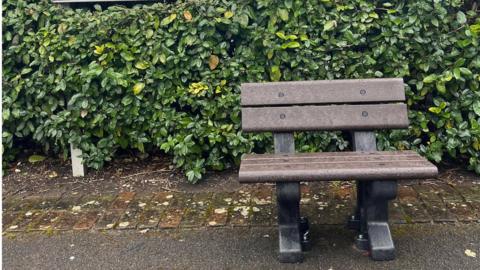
[360,89,367,95]
[280,113,286,119]
[362,111,368,117]
[278,92,285,97]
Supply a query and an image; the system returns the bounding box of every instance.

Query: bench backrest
[241,78,408,132]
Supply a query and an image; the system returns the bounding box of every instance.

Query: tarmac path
[3,224,479,270]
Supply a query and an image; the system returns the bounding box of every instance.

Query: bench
[238,78,438,263]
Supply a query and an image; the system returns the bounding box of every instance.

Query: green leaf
[277,9,289,21]
[323,20,336,31]
[270,66,281,81]
[28,155,46,163]
[276,32,287,40]
[459,67,472,77]
[423,74,437,83]
[161,13,177,26]
[281,41,301,49]
[237,14,249,27]
[146,29,154,39]
[456,11,467,24]
[453,68,461,80]
[135,61,149,70]
[436,81,446,93]
[133,83,145,95]
[473,101,480,116]
[121,51,135,62]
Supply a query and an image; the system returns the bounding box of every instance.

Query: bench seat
[239,150,437,183]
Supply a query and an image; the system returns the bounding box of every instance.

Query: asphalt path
[3,224,479,270]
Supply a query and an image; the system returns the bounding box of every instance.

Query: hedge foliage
[3,0,480,182]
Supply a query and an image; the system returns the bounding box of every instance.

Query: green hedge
[3,0,480,182]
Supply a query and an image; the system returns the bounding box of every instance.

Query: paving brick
[95,211,123,230]
[398,185,419,203]
[109,192,136,210]
[73,211,100,230]
[301,204,322,225]
[229,206,250,226]
[320,198,353,225]
[211,193,235,207]
[445,201,479,222]
[300,184,314,205]
[117,208,142,230]
[250,205,272,227]
[251,186,273,206]
[180,194,211,228]
[2,212,21,230]
[389,201,407,224]
[6,210,42,232]
[53,211,82,230]
[231,187,253,206]
[137,209,163,229]
[206,207,229,227]
[30,211,63,231]
[76,195,116,210]
[399,202,431,223]
[7,200,37,212]
[159,208,183,229]
[413,184,443,203]
[424,202,456,222]
[435,183,463,202]
[53,197,83,211]
[151,192,183,208]
[451,182,480,200]
[332,183,355,201]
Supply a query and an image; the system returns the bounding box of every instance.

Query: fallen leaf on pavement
[465,249,477,258]
[214,208,227,214]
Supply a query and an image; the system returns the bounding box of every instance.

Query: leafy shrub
[3,0,480,182]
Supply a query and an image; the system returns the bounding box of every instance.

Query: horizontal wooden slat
[239,151,437,183]
[242,153,424,165]
[243,150,417,160]
[241,78,404,106]
[242,104,408,132]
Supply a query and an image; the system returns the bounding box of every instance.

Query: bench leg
[366,181,397,261]
[277,182,303,263]
[355,181,397,261]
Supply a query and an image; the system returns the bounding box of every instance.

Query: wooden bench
[238,78,438,263]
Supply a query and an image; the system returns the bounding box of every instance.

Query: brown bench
[238,78,438,263]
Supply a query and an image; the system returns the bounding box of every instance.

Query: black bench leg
[360,180,397,261]
[277,182,303,263]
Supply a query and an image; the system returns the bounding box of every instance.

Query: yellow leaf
[28,155,46,163]
[133,83,145,95]
[209,54,219,70]
[428,107,442,114]
[94,45,104,55]
[161,13,177,26]
[224,11,234,19]
[465,249,477,258]
[183,11,192,21]
[135,61,149,70]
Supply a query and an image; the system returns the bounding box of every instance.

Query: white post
[70,144,85,177]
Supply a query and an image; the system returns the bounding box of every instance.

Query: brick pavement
[3,179,480,234]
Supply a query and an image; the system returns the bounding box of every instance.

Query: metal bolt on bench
[238,78,438,263]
